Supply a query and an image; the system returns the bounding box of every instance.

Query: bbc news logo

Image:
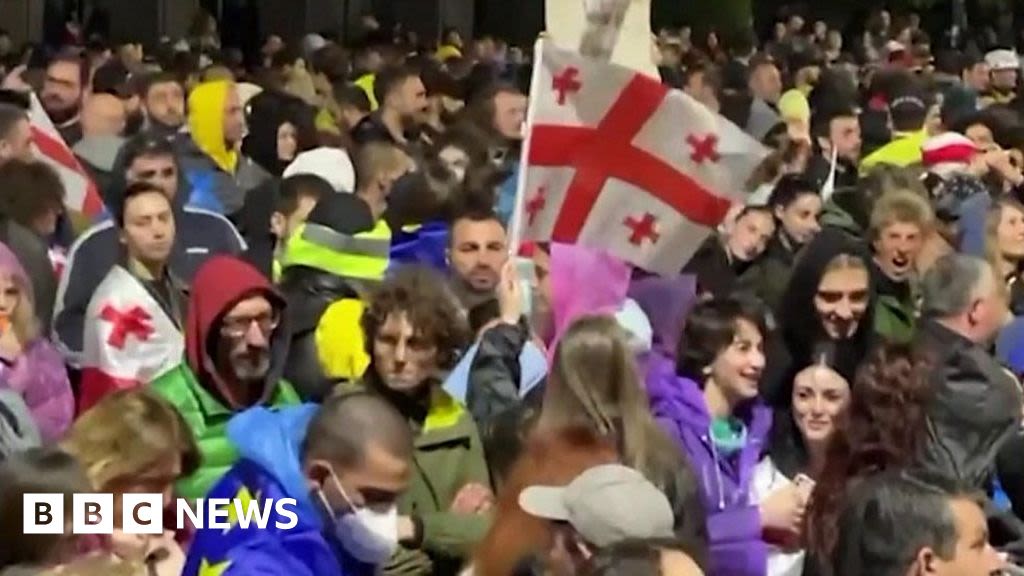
[23,494,299,534]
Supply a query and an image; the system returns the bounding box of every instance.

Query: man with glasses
[152,254,300,499]
[53,134,245,366]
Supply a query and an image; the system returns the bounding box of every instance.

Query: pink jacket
[0,242,73,441]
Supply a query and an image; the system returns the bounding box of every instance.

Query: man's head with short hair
[921,253,1007,344]
[833,472,999,576]
[41,51,88,124]
[0,447,92,568]
[960,54,991,94]
[81,93,127,137]
[140,71,186,130]
[0,159,65,237]
[374,65,428,126]
[749,56,782,104]
[302,391,413,515]
[448,204,508,300]
[121,134,179,199]
[682,63,721,112]
[869,190,933,282]
[333,82,372,129]
[889,92,929,133]
[116,181,175,273]
[0,103,32,164]
[271,174,331,250]
[813,104,862,163]
[465,82,525,142]
[769,175,822,247]
[354,142,412,222]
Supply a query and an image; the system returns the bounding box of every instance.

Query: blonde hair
[61,390,199,491]
[869,189,934,241]
[984,197,1024,276]
[540,315,680,485]
[6,273,39,345]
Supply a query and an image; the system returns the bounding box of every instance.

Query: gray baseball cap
[518,464,675,547]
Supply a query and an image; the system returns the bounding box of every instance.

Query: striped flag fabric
[27,93,105,229]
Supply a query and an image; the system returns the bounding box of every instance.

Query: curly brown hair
[361,266,470,371]
[806,344,933,567]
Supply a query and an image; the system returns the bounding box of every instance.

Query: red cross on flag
[27,94,105,229]
[79,266,184,413]
[513,41,768,276]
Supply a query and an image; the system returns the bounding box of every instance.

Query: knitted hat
[921,132,978,167]
[283,147,356,193]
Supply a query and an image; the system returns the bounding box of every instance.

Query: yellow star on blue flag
[198,557,231,576]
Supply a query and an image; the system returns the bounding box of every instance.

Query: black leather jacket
[278,265,360,401]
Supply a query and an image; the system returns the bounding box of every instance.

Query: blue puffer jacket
[183,405,374,576]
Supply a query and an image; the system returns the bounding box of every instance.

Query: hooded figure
[0,243,73,442]
[151,255,300,499]
[645,358,773,576]
[242,90,318,177]
[176,81,271,216]
[52,135,246,366]
[761,228,878,407]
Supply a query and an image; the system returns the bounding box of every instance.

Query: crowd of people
[0,4,1023,576]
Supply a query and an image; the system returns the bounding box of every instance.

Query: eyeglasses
[220,313,280,338]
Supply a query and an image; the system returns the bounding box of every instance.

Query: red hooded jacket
[186,255,288,409]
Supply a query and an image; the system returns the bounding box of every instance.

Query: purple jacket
[0,241,73,442]
[646,353,772,576]
[0,338,73,442]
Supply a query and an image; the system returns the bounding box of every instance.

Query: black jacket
[762,229,878,407]
[913,319,1022,491]
[682,235,750,298]
[241,90,318,177]
[277,265,360,402]
[736,233,801,313]
[804,154,859,192]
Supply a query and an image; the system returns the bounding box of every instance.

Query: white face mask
[318,469,400,565]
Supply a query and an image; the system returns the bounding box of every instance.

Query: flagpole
[508,37,548,255]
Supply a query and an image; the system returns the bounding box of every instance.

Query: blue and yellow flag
[183,459,371,576]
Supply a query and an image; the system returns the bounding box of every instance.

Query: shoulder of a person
[67,220,118,256]
[181,206,241,232]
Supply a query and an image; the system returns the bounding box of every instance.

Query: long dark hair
[805,344,933,569]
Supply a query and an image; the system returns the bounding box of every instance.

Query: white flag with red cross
[27,94,105,228]
[512,40,768,276]
[79,266,183,413]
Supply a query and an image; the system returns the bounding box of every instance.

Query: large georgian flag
[514,40,768,276]
[28,94,105,228]
[79,266,183,412]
